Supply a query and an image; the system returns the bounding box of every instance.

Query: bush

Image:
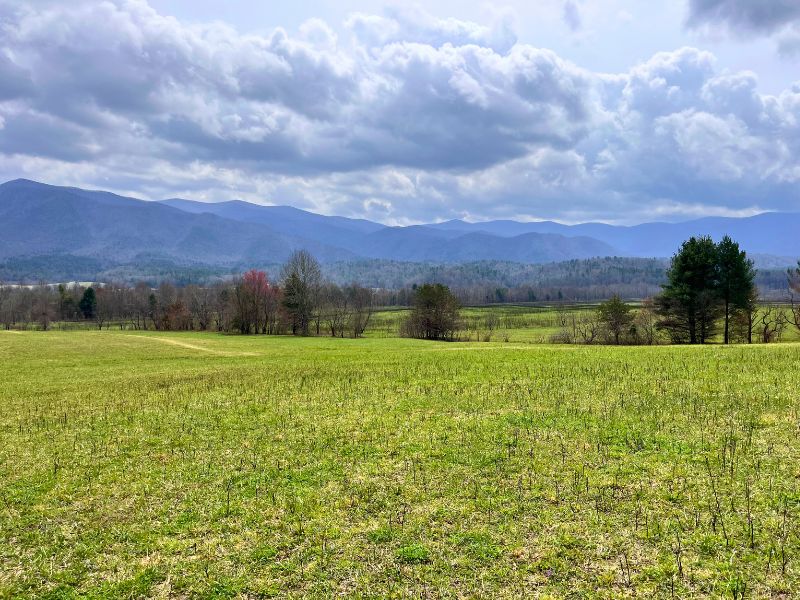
[401,283,462,341]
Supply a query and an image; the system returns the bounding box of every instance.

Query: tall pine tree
[657,236,757,344]
[716,236,756,344]
[656,236,721,344]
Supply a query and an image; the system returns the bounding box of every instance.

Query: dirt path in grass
[0,330,23,334]
[125,335,258,357]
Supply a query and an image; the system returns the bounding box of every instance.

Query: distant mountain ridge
[0,179,798,284]
[426,214,800,258]
[158,198,616,261]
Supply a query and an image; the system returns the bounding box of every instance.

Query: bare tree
[281,250,322,336]
[133,282,151,330]
[483,312,499,342]
[758,305,788,343]
[213,284,231,332]
[320,283,348,337]
[0,282,10,330]
[789,262,800,334]
[12,287,34,330]
[93,286,111,330]
[146,282,177,330]
[575,312,601,344]
[165,299,193,331]
[552,307,577,343]
[187,284,213,331]
[345,283,374,338]
[32,284,56,330]
[731,287,759,344]
[633,298,659,345]
[231,270,275,334]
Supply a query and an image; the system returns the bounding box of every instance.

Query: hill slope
[0,179,353,265]
[160,198,384,251]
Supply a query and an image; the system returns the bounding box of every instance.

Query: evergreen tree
[401,283,462,341]
[656,236,720,343]
[716,236,756,344]
[597,295,632,344]
[78,287,97,319]
[282,271,307,335]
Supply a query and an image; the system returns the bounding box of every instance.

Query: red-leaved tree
[233,270,283,334]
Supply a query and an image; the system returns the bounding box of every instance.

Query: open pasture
[1,331,800,597]
[365,304,800,345]
[364,305,585,343]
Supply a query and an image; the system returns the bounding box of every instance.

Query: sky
[0,0,799,225]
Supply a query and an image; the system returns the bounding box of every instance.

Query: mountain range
[0,179,797,282]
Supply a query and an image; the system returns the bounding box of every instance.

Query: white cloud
[0,0,798,224]
[346,5,517,53]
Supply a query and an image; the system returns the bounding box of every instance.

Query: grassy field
[1,330,800,598]
[365,304,800,344]
[20,303,800,345]
[364,305,577,343]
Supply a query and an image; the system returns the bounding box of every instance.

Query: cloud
[346,5,517,53]
[562,1,582,32]
[619,47,716,117]
[0,0,593,176]
[0,51,33,100]
[778,24,800,57]
[686,0,800,35]
[0,0,798,224]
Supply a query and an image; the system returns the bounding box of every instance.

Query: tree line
[0,251,375,337]
[5,255,792,303]
[2,239,798,345]
[553,237,799,345]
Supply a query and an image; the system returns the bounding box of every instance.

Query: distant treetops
[655,236,756,344]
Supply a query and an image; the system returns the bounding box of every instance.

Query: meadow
[364,304,800,345]
[1,329,800,598]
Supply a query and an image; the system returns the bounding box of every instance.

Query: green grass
[364,304,596,343]
[24,302,800,344]
[1,330,800,597]
[364,303,800,344]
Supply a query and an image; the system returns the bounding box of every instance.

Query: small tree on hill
[598,295,632,345]
[401,283,462,341]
